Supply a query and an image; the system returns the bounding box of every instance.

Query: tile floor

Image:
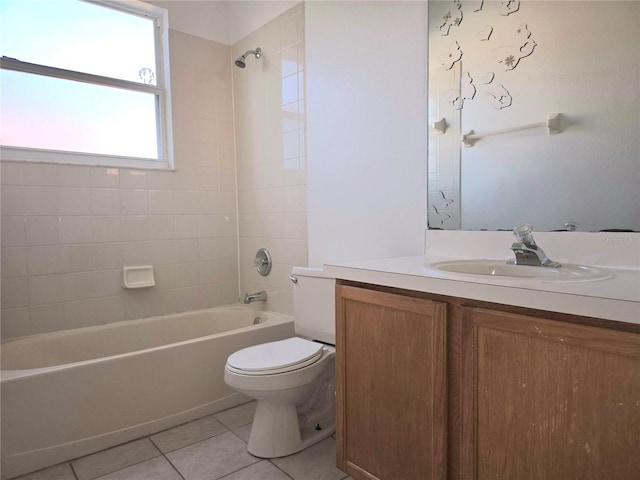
[12,401,353,480]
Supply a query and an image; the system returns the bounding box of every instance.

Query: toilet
[224,267,336,458]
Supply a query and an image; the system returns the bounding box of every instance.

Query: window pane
[1,69,160,159]
[0,0,157,85]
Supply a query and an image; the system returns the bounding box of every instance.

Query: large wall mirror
[427,0,639,232]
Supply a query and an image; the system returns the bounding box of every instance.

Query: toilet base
[247,400,335,458]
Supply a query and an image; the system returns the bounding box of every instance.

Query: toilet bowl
[224,337,335,458]
[224,267,336,458]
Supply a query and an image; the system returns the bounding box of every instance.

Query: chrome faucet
[509,224,561,268]
[244,290,267,304]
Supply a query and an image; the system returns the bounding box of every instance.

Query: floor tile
[13,463,75,480]
[232,423,252,443]
[71,438,161,480]
[151,414,229,453]
[167,431,259,480]
[271,437,346,480]
[94,457,181,480]
[214,401,256,429]
[218,460,292,480]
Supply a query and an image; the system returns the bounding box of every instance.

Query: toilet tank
[291,267,335,344]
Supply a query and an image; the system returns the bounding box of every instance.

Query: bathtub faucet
[244,291,267,304]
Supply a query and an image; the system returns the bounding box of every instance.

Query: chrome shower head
[234,47,262,68]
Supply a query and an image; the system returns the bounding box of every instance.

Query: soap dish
[123,265,156,289]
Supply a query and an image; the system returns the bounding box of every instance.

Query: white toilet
[224,267,336,458]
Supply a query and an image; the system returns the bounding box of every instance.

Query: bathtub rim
[1,305,293,382]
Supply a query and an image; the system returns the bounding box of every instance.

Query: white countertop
[324,231,640,325]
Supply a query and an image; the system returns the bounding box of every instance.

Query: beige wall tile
[0,17,316,338]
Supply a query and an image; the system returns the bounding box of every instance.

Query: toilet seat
[226,337,324,376]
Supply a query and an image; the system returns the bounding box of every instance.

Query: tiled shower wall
[234,4,307,315]
[0,31,239,339]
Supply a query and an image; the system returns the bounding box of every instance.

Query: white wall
[229,0,299,44]
[149,1,232,44]
[305,1,428,266]
[147,0,298,45]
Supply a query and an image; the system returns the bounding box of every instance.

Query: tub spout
[244,291,267,304]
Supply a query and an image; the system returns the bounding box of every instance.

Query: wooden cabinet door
[463,308,640,480]
[336,285,447,480]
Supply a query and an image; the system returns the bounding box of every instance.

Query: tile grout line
[148,420,252,480]
[213,425,291,480]
[159,451,187,480]
[266,460,296,480]
[69,462,80,480]
[148,435,187,480]
[86,439,164,480]
[212,457,263,480]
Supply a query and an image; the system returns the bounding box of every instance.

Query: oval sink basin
[430,260,611,282]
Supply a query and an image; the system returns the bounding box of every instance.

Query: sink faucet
[244,291,267,304]
[509,224,561,268]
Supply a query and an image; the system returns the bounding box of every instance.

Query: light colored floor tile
[214,401,257,429]
[167,431,259,480]
[232,423,252,443]
[271,437,345,480]
[13,463,75,480]
[71,438,160,480]
[218,460,292,480]
[94,457,181,480]
[151,414,229,453]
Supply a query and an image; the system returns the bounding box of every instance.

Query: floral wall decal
[440,41,463,70]
[428,207,452,228]
[497,0,520,16]
[486,84,513,109]
[428,191,456,228]
[432,3,540,112]
[452,71,477,109]
[440,0,463,36]
[437,190,455,209]
[493,23,537,71]
[478,25,493,41]
[481,72,495,84]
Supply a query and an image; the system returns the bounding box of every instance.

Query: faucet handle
[513,223,536,246]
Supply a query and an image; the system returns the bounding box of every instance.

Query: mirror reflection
[427,0,639,232]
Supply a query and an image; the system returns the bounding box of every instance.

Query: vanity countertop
[324,230,640,326]
[325,255,639,325]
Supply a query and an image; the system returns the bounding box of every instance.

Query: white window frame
[0,0,174,170]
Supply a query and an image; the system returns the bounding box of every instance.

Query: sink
[430,260,611,282]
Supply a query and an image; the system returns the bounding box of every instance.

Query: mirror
[427,0,639,232]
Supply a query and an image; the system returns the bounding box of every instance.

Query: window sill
[0,146,174,171]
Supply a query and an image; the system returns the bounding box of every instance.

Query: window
[0,0,174,169]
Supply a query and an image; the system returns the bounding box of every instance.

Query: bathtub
[0,305,295,479]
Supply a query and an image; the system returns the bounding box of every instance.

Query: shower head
[234,47,262,68]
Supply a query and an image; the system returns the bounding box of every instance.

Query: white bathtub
[0,305,295,479]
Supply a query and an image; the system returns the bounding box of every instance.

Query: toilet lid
[226,337,324,374]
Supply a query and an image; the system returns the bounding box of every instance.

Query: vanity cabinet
[336,283,640,480]
[335,285,447,480]
[462,307,640,480]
